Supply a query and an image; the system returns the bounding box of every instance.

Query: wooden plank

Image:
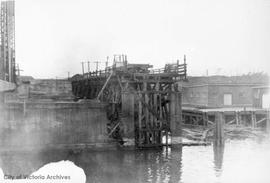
[182,112,203,118]
[108,122,120,137]
[256,118,266,125]
[96,71,114,100]
[226,119,236,125]
[207,120,215,126]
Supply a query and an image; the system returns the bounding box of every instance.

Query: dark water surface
[1,137,270,183]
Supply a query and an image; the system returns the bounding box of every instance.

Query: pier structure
[182,107,270,130]
[71,55,187,148]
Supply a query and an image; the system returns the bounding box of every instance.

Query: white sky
[14,0,270,78]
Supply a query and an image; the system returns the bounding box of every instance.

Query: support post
[0,92,4,123]
[175,92,182,137]
[138,94,142,145]
[169,85,176,136]
[23,99,27,116]
[204,112,208,127]
[235,112,240,125]
[214,112,224,145]
[267,110,270,133]
[81,62,85,75]
[251,112,256,128]
[87,61,90,74]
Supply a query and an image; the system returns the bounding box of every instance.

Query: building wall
[208,85,254,107]
[4,79,74,102]
[181,75,269,108]
[182,84,258,108]
[253,87,270,108]
[182,85,208,107]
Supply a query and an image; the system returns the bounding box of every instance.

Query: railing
[74,61,187,81]
[149,63,187,75]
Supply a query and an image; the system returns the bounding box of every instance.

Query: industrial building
[182,75,269,108]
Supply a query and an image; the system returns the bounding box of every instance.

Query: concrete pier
[0,79,16,92]
[0,101,112,151]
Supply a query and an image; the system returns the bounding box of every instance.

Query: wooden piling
[169,85,176,135]
[138,94,142,144]
[267,110,270,133]
[214,112,224,145]
[235,111,240,125]
[251,111,256,128]
[202,112,208,127]
[0,92,4,124]
[23,99,27,116]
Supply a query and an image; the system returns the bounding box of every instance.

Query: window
[224,94,232,105]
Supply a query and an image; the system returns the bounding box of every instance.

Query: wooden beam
[226,119,236,125]
[96,71,114,100]
[117,75,123,90]
[251,112,256,128]
[207,120,215,126]
[138,93,142,144]
[108,122,120,137]
[256,118,266,125]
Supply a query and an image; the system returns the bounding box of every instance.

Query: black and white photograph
[0,0,270,182]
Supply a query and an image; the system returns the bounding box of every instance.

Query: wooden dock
[182,106,270,144]
[183,106,270,130]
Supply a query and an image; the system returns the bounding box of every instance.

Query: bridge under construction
[71,55,187,148]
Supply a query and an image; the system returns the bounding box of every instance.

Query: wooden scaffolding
[71,55,187,148]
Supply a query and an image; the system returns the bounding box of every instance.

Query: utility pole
[16,64,23,77]
[87,61,90,73]
[94,61,100,72]
[105,57,109,72]
[106,57,109,68]
[81,62,85,75]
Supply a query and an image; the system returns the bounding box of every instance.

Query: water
[1,138,270,183]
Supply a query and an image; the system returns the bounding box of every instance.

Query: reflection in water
[0,139,270,183]
[213,142,225,177]
[0,147,183,183]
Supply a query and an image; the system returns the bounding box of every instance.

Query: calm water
[1,137,270,183]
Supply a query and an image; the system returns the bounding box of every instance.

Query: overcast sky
[15,0,270,78]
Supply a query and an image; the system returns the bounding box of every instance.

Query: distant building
[4,76,74,102]
[181,74,269,108]
[252,86,270,109]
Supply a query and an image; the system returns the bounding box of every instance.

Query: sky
[14,0,270,78]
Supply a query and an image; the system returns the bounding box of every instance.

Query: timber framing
[71,55,187,148]
[182,107,270,130]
